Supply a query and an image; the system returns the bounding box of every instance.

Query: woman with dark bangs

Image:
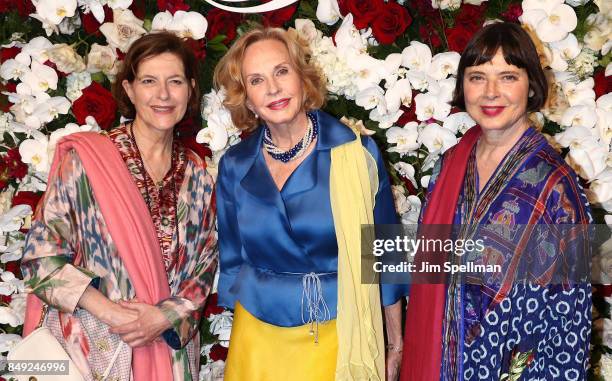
[400,22,591,380]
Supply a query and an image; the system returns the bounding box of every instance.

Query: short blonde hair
[213,26,326,131]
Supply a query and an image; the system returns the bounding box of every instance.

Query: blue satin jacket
[216,110,409,327]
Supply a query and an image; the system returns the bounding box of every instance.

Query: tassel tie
[301,272,331,344]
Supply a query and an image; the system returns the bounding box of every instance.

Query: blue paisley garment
[423,128,592,381]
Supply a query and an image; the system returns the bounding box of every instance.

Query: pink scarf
[23,132,173,381]
[400,126,481,381]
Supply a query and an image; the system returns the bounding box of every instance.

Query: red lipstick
[481,106,505,117]
[267,98,290,110]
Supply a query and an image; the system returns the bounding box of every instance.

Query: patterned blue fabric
[422,128,592,380]
[216,110,409,327]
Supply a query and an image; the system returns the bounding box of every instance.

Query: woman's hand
[109,300,172,348]
[384,300,403,381]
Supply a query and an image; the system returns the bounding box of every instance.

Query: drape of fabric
[330,126,384,380]
[23,132,173,381]
[440,127,591,380]
[400,126,481,381]
[225,302,338,380]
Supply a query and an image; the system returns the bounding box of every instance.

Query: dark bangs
[452,22,548,112]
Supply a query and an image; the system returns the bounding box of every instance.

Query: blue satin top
[216,110,409,327]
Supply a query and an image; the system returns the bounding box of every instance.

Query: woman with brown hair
[215,26,408,381]
[21,32,217,381]
[401,22,591,381]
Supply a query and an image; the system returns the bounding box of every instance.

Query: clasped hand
[108,299,172,348]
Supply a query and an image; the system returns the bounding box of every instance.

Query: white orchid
[197,114,231,152]
[0,306,22,327]
[0,333,22,353]
[0,205,32,234]
[316,0,341,25]
[32,0,77,26]
[588,168,612,211]
[428,52,461,80]
[401,41,432,73]
[21,36,53,64]
[369,108,403,129]
[19,136,50,173]
[386,122,420,156]
[414,93,451,122]
[100,9,146,53]
[562,77,596,107]
[0,53,30,81]
[560,105,598,129]
[520,0,578,42]
[401,195,422,225]
[419,122,458,154]
[385,78,412,114]
[405,71,432,92]
[596,93,612,145]
[443,112,477,134]
[393,162,418,188]
[20,61,59,95]
[0,271,25,296]
[106,0,132,8]
[566,137,607,180]
[152,11,208,40]
[548,33,581,72]
[583,13,612,53]
[346,53,384,91]
[431,0,461,10]
[356,86,387,114]
[428,77,456,104]
[199,360,225,381]
[0,240,25,263]
[209,310,233,347]
[9,293,27,327]
[334,15,368,56]
[77,0,106,23]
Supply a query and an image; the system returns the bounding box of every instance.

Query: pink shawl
[23,132,173,380]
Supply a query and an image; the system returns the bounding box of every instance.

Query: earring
[528,89,535,98]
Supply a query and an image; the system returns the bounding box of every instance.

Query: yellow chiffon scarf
[330,126,385,381]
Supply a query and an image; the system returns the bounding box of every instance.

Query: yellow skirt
[224,302,338,381]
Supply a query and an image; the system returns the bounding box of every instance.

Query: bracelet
[386,343,403,353]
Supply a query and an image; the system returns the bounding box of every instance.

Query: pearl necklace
[263,112,319,163]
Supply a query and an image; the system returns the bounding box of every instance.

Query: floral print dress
[22,125,218,381]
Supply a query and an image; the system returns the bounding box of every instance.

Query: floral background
[0,0,609,380]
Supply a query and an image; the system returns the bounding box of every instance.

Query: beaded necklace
[128,122,180,264]
[262,112,319,163]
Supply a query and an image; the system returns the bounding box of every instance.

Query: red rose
[261,1,297,28]
[5,148,27,180]
[455,4,486,28]
[12,191,43,212]
[1,47,20,63]
[371,2,411,45]
[209,344,228,362]
[594,69,612,99]
[419,25,442,49]
[129,0,146,20]
[340,0,383,29]
[203,293,224,318]
[72,82,117,130]
[184,38,206,61]
[4,261,21,279]
[501,3,523,23]
[157,0,189,13]
[446,25,477,53]
[396,93,419,126]
[81,6,113,36]
[206,8,243,45]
